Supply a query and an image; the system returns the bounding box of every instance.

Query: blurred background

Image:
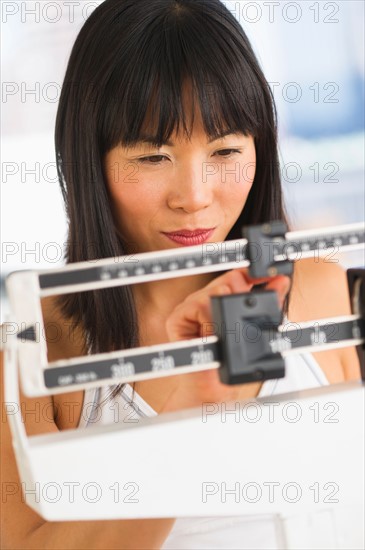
[1,0,364,322]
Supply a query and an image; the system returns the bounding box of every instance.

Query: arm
[288,256,361,381]
[0,348,175,550]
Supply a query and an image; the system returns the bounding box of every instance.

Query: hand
[166,267,291,342]
[158,268,291,412]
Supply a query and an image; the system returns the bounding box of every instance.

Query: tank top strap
[78,383,157,429]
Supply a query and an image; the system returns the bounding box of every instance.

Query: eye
[137,155,168,165]
[214,148,242,158]
[136,148,242,165]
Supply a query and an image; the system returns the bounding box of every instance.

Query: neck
[133,272,218,319]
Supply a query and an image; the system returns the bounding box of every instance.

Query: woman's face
[104,107,256,255]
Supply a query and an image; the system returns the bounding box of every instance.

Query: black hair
[54,0,293,400]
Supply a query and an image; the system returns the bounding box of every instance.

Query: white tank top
[77,321,329,549]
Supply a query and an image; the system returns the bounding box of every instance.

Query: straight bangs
[99,5,266,153]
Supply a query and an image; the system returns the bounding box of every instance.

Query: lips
[163,228,215,237]
[162,228,216,246]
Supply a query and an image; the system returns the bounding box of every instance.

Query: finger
[166,284,231,341]
[205,267,279,292]
[265,275,291,308]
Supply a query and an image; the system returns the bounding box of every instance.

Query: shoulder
[41,296,88,429]
[2,296,87,432]
[41,295,86,360]
[289,256,350,316]
[288,256,361,380]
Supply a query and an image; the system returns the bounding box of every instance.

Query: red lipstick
[162,228,216,246]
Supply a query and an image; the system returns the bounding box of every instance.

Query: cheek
[235,148,256,202]
[242,159,256,188]
[230,182,252,214]
[109,191,162,235]
[222,161,256,203]
[242,144,257,187]
[106,162,160,219]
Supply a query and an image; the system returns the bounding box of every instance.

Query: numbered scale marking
[43,315,365,390]
[37,222,364,296]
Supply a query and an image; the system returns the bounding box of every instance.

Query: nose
[167,162,213,213]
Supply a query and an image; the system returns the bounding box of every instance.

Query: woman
[1,0,360,548]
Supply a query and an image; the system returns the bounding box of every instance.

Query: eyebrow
[133,130,245,147]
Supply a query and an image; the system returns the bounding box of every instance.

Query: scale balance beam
[3,220,365,396]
